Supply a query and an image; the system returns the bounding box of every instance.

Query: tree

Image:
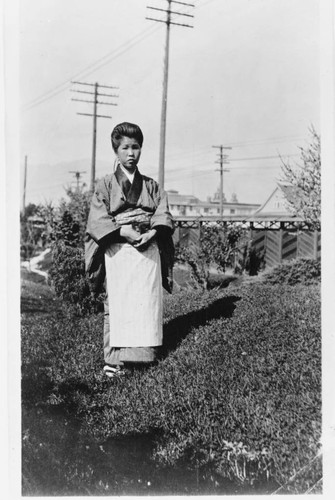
[280,127,320,230]
[58,186,92,245]
[176,224,243,290]
[39,186,92,248]
[47,186,101,313]
[20,203,45,260]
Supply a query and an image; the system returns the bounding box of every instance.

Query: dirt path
[21,248,51,281]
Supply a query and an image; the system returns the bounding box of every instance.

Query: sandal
[103,365,125,378]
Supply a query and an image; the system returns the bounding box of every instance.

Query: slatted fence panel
[297,231,321,260]
[251,230,320,268]
[282,232,297,261]
[175,227,200,250]
[264,232,281,268]
[174,225,321,269]
[251,231,266,255]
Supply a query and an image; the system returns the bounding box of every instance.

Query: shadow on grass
[21,272,60,314]
[21,365,55,407]
[161,295,240,358]
[21,295,60,314]
[21,363,92,410]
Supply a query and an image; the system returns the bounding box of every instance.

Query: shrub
[235,241,265,276]
[263,258,321,285]
[20,203,46,260]
[176,225,243,289]
[43,187,104,314]
[49,240,104,315]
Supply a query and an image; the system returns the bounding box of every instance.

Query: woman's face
[117,136,141,172]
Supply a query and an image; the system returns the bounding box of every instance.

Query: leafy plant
[280,127,320,230]
[49,240,104,315]
[39,186,102,314]
[235,240,265,276]
[20,203,46,260]
[176,225,243,289]
[263,258,321,285]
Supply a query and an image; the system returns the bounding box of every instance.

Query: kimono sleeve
[86,176,120,243]
[85,176,120,285]
[150,186,175,294]
[150,188,174,233]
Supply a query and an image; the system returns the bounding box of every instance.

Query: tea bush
[263,258,320,286]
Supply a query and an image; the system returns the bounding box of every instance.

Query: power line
[26,182,69,194]
[226,135,306,147]
[229,154,299,162]
[165,163,284,183]
[162,152,296,178]
[22,24,159,112]
[165,137,304,162]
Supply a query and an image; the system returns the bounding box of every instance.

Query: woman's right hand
[119,225,141,245]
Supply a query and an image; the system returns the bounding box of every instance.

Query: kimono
[85,165,174,366]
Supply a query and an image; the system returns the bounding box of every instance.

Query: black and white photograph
[2,0,335,497]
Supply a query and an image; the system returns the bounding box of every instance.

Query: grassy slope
[21,271,321,494]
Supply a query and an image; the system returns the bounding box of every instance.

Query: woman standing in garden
[85,122,174,378]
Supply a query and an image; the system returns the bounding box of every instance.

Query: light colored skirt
[104,241,163,348]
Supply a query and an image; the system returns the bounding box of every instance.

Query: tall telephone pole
[213,145,232,217]
[146,0,195,188]
[71,81,119,192]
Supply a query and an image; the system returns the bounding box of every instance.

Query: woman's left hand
[133,229,157,251]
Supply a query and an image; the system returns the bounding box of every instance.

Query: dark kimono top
[85,166,175,293]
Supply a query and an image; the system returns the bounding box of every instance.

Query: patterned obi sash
[114,208,152,234]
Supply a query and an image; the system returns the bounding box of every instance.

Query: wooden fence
[173,217,321,269]
[249,229,321,268]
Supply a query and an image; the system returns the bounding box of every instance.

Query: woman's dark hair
[111,122,144,152]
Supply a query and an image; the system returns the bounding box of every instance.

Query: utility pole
[69,170,87,191]
[146,0,195,188]
[71,81,119,192]
[22,155,28,215]
[91,83,98,192]
[213,145,232,217]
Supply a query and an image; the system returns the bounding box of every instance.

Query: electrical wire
[165,137,305,163]
[22,23,160,111]
[166,164,283,183]
[163,153,296,178]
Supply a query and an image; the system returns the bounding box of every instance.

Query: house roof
[254,182,296,217]
[167,190,260,209]
[167,191,200,205]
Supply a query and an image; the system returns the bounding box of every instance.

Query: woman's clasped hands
[120,225,157,251]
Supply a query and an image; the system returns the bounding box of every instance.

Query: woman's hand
[133,229,157,251]
[119,225,142,245]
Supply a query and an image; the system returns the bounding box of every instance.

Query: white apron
[104,241,163,347]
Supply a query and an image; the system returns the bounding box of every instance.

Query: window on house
[230,209,235,214]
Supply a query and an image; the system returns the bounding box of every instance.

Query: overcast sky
[20,0,320,206]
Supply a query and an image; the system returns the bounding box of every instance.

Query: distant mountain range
[24,158,114,206]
